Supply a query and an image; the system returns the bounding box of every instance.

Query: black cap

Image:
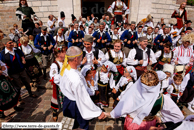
[186,20,192,24]
[71,14,76,21]
[60,11,65,18]
[186,27,193,31]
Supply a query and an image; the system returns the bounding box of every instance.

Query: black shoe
[0,112,6,118]
[14,106,24,111]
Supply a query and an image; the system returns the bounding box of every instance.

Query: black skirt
[0,76,20,111]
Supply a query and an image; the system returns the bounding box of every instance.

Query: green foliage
[187,0,194,6]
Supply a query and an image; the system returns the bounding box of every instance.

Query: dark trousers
[9,70,32,95]
[63,96,89,130]
[179,87,194,103]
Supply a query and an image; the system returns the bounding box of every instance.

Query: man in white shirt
[57,11,66,27]
[47,14,58,36]
[81,35,106,69]
[127,36,157,78]
[59,46,106,130]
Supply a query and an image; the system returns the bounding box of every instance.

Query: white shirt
[145,21,154,28]
[40,33,49,41]
[160,95,184,123]
[49,60,63,85]
[127,46,157,66]
[59,68,102,120]
[155,50,173,60]
[57,18,66,27]
[20,45,40,57]
[82,47,106,67]
[172,45,193,65]
[5,48,16,55]
[47,19,56,31]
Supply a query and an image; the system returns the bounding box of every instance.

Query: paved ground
[0,79,193,130]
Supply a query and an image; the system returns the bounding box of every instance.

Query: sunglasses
[7,41,13,44]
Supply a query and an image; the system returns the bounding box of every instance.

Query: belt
[127,115,156,121]
[158,61,165,65]
[171,93,178,97]
[114,12,123,15]
[135,66,147,71]
[98,83,108,87]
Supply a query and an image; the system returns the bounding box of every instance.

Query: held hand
[133,41,136,44]
[92,57,98,65]
[101,40,105,44]
[91,80,94,86]
[98,112,106,120]
[76,39,79,43]
[97,39,101,43]
[139,60,144,65]
[127,40,131,44]
[22,59,26,64]
[185,65,189,70]
[124,39,127,42]
[112,88,117,94]
[82,57,87,65]
[104,112,111,118]
[79,39,82,42]
[95,90,100,95]
[159,42,163,46]
[1,66,6,71]
[43,47,47,50]
[175,60,178,65]
[149,60,152,66]
[72,39,75,43]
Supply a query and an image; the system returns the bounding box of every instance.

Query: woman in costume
[19,36,42,84]
[0,60,22,118]
[49,47,66,121]
[16,0,38,35]
[171,2,187,29]
[106,70,184,130]
[105,40,126,86]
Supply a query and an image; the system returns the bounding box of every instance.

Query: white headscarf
[110,71,165,125]
[81,65,93,77]
[126,66,137,81]
[103,61,118,72]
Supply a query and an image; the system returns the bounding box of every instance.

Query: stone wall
[130,0,194,28]
[0,0,58,35]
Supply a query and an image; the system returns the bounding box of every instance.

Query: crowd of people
[0,0,194,130]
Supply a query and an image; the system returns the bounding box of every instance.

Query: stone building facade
[0,0,193,35]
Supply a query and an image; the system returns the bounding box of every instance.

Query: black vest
[134,47,151,66]
[160,35,169,43]
[40,35,51,47]
[1,49,24,75]
[81,48,99,69]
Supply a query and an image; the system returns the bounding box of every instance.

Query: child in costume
[81,65,99,104]
[49,46,66,121]
[112,66,137,107]
[96,61,117,109]
[161,64,174,94]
